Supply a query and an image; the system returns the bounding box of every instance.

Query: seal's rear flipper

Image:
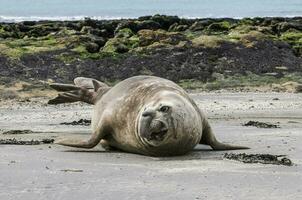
[48,77,110,105]
[209,141,250,151]
[48,85,94,104]
[48,83,81,92]
[74,77,109,92]
[200,118,250,150]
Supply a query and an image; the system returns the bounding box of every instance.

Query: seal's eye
[159,106,170,113]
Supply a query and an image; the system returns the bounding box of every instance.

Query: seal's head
[136,90,202,152]
[138,103,171,144]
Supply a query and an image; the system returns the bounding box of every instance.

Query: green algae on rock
[0,15,301,86]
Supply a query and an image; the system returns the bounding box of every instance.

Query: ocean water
[0,0,302,22]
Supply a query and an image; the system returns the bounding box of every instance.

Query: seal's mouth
[139,115,169,143]
[148,128,168,141]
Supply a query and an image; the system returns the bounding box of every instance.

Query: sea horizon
[0,0,302,22]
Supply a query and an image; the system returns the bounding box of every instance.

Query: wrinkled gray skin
[49,76,248,156]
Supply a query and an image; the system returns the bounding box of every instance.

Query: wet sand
[0,92,302,200]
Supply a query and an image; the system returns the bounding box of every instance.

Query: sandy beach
[0,91,301,199]
[0,1,302,199]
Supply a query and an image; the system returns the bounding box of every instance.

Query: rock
[0,89,19,99]
[150,15,180,30]
[89,28,105,36]
[28,25,59,37]
[137,29,187,46]
[97,29,112,38]
[81,17,99,28]
[113,18,164,36]
[240,18,256,26]
[282,81,302,93]
[136,20,161,31]
[275,66,288,71]
[114,20,139,34]
[0,25,20,38]
[85,42,100,53]
[0,16,302,84]
[65,22,82,31]
[189,20,211,31]
[168,23,188,32]
[237,31,268,47]
[280,31,302,56]
[137,29,156,46]
[16,24,31,32]
[2,25,12,32]
[102,38,130,53]
[115,28,134,38]
[80,26,93,34]
[101,21,118,36]
[257,26,274,35]
[207,21,231,32]
[82,24,112,37]
[138,15,152,21]
[115,44,129,53]
[70,34,106,48]
[0,32,14,39]
[192,35,225,48]
[276,22,302,33]
[102,28,139,53]
[264,72,279,77]
[92,37,106,47]
[22,21,36,26]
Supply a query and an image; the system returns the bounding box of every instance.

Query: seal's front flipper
[200,118,249,150]
[48,77,110,105]
[56,122,109,148]
[55,137,99,148]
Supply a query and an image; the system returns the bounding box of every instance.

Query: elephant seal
[49,76,248,156]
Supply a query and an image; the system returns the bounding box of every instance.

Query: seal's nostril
[159,121,165,128]
[142,112,149,117]
[142,109,156,117]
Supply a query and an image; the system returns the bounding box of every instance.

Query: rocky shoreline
[0,15,301,91]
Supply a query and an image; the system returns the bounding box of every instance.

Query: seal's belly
[107,128,200,156]
[107,129,147,155]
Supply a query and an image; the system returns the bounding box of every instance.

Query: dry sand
[0,92,301,200]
